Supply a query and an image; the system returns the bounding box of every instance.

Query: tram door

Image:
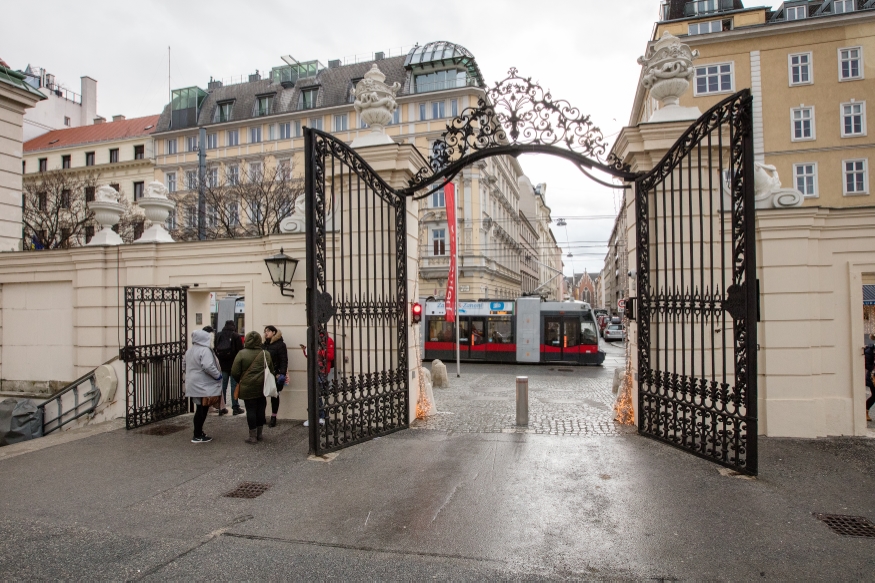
[458,317,486,359]
[543,317,582,362]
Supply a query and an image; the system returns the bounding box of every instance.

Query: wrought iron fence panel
[305,128,408,455]
[122,286,188,429]
[635,90,758,475]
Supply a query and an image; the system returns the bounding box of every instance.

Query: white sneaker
[303,420,309,427]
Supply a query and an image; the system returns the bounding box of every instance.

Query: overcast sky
[2,0,783,277]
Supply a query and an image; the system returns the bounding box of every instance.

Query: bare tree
[168,159,302,241]
[22,169,100,250]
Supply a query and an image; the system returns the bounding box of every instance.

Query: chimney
[248,71,261,82]
[93,116,106,124]
[112,114,126,122]
[375,52,385,61]
[207,78,223,90]
[80,76,97,126]
[328,59,341,69]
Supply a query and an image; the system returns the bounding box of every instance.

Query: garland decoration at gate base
[614,315,635,425]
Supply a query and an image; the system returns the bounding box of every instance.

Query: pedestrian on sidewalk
[215,320,244,416]
[231,331,274,444]
[263,325,288,428]
[300,334,334,427]
[184,329,223,443]
[865,333,875,422]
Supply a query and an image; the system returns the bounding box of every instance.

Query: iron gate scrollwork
[122,286,188,429]
[635,90,758,475]
[305,128,409,455]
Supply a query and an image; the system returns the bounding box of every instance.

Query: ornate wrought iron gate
[305,129,409,455]
[635,91,758,475]
[122,286,188,429]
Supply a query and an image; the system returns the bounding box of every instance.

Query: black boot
[269,416,277,428]
[245,429,257,444]
[257,425,263,441]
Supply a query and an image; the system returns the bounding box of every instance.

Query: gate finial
[638,32,702,123]
[351,64,400,147]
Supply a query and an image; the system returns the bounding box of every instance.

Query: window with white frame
[688,20,721,35]
[785,5,806,20]
[793,163,818,197]
[279,122,292,140]
[294,120,302,136]
[392,107,401,124]
[250,126,262,144]
[432,229,446,256]
[419,103,427,121]
[833,0,854,14]
[844,159,868,194]
[277,159,291,181]
[186,170,197,190]
[215,101,233,123]
[791,106,815,140]
[255,95,273,117]
[165,211,177,231]
[207,168,218,188]
[165,171,177,193]
[694,63,733,95]
[227,202,240,226]
[308,117,323,131]
[450,99,458,118]
[227,165,239,186]
[166,138,177,155]
[841,101,866,137]
[185,205,197,228]
[432,101,445,119]
[334,113,348,132]
[187,135,199,152]
[206,204,218,227]
[206,133,218,149]
[789,53,812,85]
[839,47,863,80]
[360,115,368,129]
[432,188,445,208]
[249,161,263,182]
[227,129,239,146]
[268,123,277,141]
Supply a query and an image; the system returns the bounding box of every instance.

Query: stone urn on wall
[87,185,124,246]
[134,181,176,243]
[351,64,400,147]
[638,32,702,123]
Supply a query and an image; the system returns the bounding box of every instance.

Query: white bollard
[516,376,529,426]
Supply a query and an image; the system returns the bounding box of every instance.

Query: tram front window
[581,321,598,345]
[565,319,581,347]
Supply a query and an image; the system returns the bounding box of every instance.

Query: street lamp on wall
[264,247,299,298]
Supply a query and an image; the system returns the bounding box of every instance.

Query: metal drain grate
[139,424,186,436]
[815,514,875,538]
[223,482,271,499]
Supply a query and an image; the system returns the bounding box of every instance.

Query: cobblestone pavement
[412,341,635,436]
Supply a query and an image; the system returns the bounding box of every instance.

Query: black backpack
[215,331,234,358]
[865,344,875,372]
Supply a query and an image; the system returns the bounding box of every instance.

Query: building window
[109,182,120,193]
[392,107,401,124]
[839,47,863,81]
[60,189,71,209]
[249,126,262,144]
[85,186,95,202]
[419,103,427,121]
[788,53,812,85]
[844,159,868,195]
[694,63,733,95]
[133,181,145,200]
[166,139,177,155]
[432,189,445,208]
[688,20,721,35]
[227,129,239,147]
[206,204,218,228]
[294,120,302,137]
[279,122,292,140]
[278,159,291,181]
[186,170,197,190]
[791,106,815,141]
[433,228,446,256]
[255,95,274,117]
[308,117,323,131]
[166,171,177,193]
[227,165,239,186]
[432,101,445,119]
[333,114,348,132]
[228,202,240,226]
[299,87,318,110]
[165,210,177,231]
[206,133,217,149]
[38,158,47,172]
[187,135,199,152]
[109,148,119,163]
[833,0,854,14]
[37,192,47,211]
[414,69,467,93]
[185,205,197,228]
[249,162,262,182]
[450,99,458,118]
[64,116,71,126]
[215,101,234,123]
[61,155,71,169]
[134,144,145,160]
[841,102,866,137]
[785,5,806,20]
[85,152,95,166]
[793,163,817,197]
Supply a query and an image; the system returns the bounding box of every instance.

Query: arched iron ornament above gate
[396,68,639,198]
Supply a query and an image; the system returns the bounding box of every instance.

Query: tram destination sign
[425,301,514,316]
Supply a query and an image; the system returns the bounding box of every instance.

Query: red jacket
[318,336,335,375]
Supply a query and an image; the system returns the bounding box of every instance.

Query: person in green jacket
[231,331,274,444]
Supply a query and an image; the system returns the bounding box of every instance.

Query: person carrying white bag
[230,331,275,444]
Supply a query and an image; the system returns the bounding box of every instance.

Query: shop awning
[865,285,875,306]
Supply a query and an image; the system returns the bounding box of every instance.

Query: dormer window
[684,0,733,17]
[254,95,274,117]
[215,101,234,123]
[414,69,467,94]
[833,0,854,13]
[785,5,807,20]
[298,87,318,110]
[689,20,722,35]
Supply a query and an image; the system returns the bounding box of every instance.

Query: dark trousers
[222,372,240,409]
[270,379,284,415]
[243,396,267,430]
[866,371,875,411]
[193,404,208,437]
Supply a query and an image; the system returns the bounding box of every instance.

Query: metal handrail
[36,356,116,435]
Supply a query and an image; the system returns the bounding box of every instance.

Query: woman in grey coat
[184,329,223,443]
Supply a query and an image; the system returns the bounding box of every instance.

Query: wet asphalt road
[2,356,875,580]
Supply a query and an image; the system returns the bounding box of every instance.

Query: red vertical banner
[444,183,456,323]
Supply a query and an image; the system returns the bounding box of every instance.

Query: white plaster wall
[22,94,84,142]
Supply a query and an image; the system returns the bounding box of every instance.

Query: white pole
[455,206,460,378]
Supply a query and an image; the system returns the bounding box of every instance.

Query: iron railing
[36,360,111,435]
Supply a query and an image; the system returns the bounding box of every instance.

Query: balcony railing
[684,0,735,17]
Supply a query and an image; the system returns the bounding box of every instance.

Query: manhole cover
[815,513,875,538]
[224,482,271,499]
[138,424,186,436]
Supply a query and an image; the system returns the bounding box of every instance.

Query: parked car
[603,324,625,342]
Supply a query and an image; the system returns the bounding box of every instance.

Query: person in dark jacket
[263,325,288,428]
[865,333,875,421]
[215,320,245,415]
[231,331,274,444]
